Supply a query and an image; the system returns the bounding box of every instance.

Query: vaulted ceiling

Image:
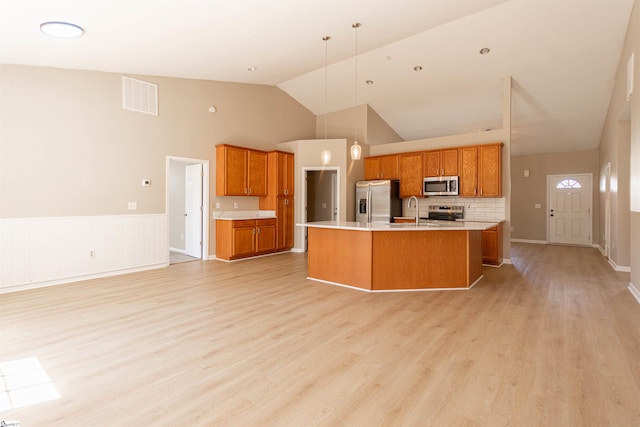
[0,0,634,155]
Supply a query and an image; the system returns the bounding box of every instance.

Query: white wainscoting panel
[0,214,168,293]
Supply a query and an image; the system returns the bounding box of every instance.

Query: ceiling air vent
[122,76,158,115]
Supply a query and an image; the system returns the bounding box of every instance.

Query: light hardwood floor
[1,243,639,426]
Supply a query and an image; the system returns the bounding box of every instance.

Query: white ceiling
[0,0,634,155]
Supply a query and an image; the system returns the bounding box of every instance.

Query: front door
[548,174,592,246]
[185,163,203,258]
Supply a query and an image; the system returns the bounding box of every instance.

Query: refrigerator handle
[368,190,372,223]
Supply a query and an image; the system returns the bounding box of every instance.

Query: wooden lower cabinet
[216,218,277,260]
[276,196,294,250]
[481,223,503,265]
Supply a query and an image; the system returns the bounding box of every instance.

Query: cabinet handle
[284,189,288,195]
[474,188,477,195]
[244,188,248,195]
[257,227,261,234]
[480,188,483,196]
[284,199,288,206]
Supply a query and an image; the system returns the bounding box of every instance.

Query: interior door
[548,174,592,246]
[185,163,203,258]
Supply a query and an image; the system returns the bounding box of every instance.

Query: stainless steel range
[425,205,464,221]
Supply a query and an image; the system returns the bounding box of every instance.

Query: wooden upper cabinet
[478,144,501,197]
[364,155,398,180]
[216,144,267,196]
[424,149,458,177]
[247,150,267,196]
[399,152,423,198]
[458,143,502,197]
[458,147,478,197]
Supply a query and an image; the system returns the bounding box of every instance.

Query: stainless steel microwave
[423,176,459,196]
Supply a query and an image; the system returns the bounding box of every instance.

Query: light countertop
[215,210,276,220]
[297,220,498,231]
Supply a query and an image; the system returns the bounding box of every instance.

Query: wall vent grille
[122,76,158,115]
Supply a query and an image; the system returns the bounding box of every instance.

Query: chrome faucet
[407,196,419,225]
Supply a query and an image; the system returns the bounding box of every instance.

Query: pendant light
[350,23,362,161]
[320,35,332,165]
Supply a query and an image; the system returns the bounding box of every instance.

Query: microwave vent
[122,76,158,115]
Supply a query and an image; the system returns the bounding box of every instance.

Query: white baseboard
[629,282,640,304]
[597,245,606,256]
[169,247,186,254]
[0,262,168,294]
[511,238,547,244]
[291,248,305,253]
[213,250,292,263]
[502,258,512,264]
[609,258,631,272]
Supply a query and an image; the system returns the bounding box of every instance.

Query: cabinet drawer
[232,219,256,228]
[256,218,276,226]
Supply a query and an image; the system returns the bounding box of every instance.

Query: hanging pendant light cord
[354,23,359,142]
[323,36,330,140]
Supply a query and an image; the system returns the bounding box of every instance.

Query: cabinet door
[441,149,458,176]
[232,224,256,257]
[481,227,498,264]
[283,198,294,248]
[256,219,276,252]
[459,147,478,197]
[283,153,294,196]
[276,197,294,250]
[218,145,247,196]
[399,152,423,198]
[423,151,441,177]
[248,150,267,196]
[379,155,399,179]
[478,145,501,197]
[364,157,380,180]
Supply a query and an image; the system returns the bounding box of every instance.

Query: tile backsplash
[403,196,506,221]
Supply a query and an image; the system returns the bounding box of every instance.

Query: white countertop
[215,210,276,220]
[297,220,498,231]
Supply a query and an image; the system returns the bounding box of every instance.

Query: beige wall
[598,0,638,276]
[510,151,600,243]
[0,64,316,256]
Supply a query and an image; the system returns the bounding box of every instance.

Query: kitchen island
[298,220,498,291]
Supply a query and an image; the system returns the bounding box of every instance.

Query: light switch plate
[128,202,137,210]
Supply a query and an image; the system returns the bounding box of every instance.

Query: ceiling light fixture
[320,35,332,166]
[366,80,374,85]
[247,66,258,71]
[479,47,491,55]
[40,21,84,38]
[350,22,362,161]
[413,65,423,71]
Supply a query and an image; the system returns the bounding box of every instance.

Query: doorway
[303,168,339,251]
[167,156,210,263]
[547,173,592,246]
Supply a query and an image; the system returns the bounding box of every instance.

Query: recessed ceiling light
[248,66,258,71]
[413,65,423,71]
[479,47,491,55]
[40,21,84,38]
[365,80,374,85]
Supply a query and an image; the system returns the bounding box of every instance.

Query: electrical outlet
[180,233,184,241]
[89,250,95,258]
[234,202,239,208]
[128,202,137,210]
[215,202,221,209]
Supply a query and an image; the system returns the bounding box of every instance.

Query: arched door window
[556,178,582,189]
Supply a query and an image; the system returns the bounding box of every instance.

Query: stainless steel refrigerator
[356,180,402,223]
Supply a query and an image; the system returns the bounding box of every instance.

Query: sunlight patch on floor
[0,357,60,410]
